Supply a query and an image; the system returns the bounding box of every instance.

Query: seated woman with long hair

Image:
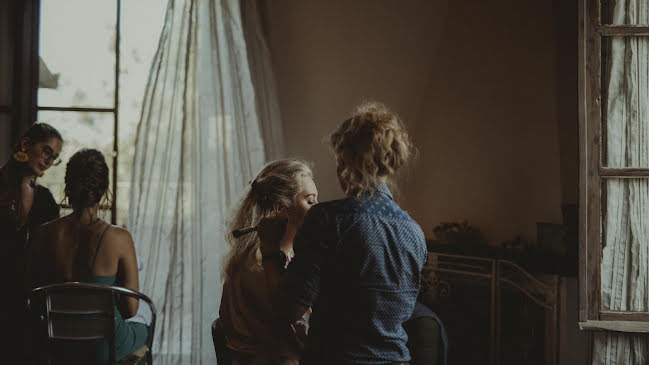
[219,159,318,365]
[28,149,149,364]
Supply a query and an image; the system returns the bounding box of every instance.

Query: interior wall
[265,0,577,244]
[265,0,446,201]
[554,0,579,207]
[0,0,16,163]
[401,0,573,242]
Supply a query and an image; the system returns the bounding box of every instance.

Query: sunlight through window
[37,0,166,227]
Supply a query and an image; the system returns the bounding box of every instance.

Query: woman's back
[44,217,121,281]
[30,215,149,364]
[32,215,140,315]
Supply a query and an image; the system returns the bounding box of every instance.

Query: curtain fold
[594,0,649,363]
[129,0,283,363]
[241,0,284,160]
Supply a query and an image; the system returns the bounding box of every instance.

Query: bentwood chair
[30,282,157,365]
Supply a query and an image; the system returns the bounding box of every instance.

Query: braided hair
[64,149,109,211]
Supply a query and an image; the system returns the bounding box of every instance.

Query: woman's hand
[257,213,288,256]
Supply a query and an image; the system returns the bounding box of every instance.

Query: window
[36,0,165,226]
[579,0,649,331]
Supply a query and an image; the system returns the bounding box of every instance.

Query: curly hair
[64,149,110,211]
[223,159,313,280]
[330,101,413,198]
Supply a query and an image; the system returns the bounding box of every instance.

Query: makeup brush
[232,226,257,238]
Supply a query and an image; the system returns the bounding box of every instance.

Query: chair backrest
[32,283,117,364]
[31,282,157,365]
[46,288,115,341]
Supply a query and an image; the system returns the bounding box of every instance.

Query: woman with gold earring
[0,122,63,363]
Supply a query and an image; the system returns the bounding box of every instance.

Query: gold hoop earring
[12,151,29,163]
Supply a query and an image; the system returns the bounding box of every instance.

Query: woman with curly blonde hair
[260,101,427,365]
[330,101,414,197]
[218,159,318,365]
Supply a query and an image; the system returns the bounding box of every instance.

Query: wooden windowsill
[579,320,649,333]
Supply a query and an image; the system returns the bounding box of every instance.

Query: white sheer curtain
[128,0,283,363]
[241,0,284,161]
[594,0,649,363]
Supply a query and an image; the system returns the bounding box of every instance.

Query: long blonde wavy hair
[330,101,414,198]
[223,159,313,281]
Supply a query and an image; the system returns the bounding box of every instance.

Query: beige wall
[265,0,577,244]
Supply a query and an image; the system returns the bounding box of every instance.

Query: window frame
[3,0,40,148]
[579,0,649,332]
[36,0,121,224]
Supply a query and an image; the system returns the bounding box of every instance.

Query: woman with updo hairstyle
[0,122,63,362]
[218,158,318,365]
[259,101,428,365]
[28,149,150,364]
[330,101,414,197]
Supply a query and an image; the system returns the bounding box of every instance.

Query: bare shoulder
[40,216,67,230]
[36,216,69,239]
[45,215,68,226]
[104,225,135,249]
